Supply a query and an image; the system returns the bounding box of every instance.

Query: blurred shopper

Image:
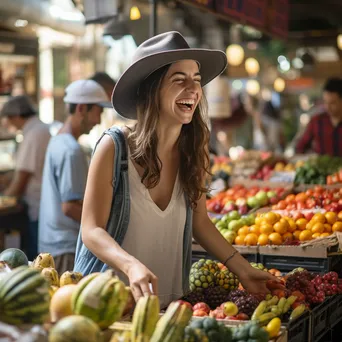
[73,31,276,308]
[0,95,50,260]
[38,80,111,274]
[296,78,342,156]
[89,71,116,99]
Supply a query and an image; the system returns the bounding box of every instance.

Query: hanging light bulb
[130,6,141,20]
[274,77,286,92]
[337,34,342,50]
[245,58,260,76]
[246,80,260,96]
[226,44,244,66]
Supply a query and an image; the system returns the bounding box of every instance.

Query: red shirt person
[296,78,342,157]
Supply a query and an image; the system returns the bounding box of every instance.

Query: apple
[209,309,226,319]
[223,231,237,244]
[223,302,239,316]
[228,210,240,220]
[228,220,243,233]
[223,202,237,213]
[193,309,208,317]
[193,302,210,314]
[247,196,259,208]
[270,196,279,205]
[177,300,193,311]
[245,214,256,226]
[238,204,248,216]
[235,197,247,206]
[267,191,277,199]
[255,191,269,206]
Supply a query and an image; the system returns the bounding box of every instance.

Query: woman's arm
[193,193,275,294]
[81,135,158,300]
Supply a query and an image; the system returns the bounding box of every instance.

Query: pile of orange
[234,211,342,246]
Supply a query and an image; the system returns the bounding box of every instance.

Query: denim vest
[74,126,193,293]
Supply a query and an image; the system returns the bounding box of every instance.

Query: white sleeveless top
[118,150,186,309]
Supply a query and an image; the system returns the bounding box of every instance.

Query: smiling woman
[74,31,278,309]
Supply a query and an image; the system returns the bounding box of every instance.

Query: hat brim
[112,48,227,120]
[98,101,113,108]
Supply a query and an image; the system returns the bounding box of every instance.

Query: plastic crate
[282,310,310,342]
[259,254,342,274]
[328,295,342,328]
[311,299,331,342]
[192,250,258,264]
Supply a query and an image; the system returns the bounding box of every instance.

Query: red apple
[193,302,210,314]
[193,309,208,317]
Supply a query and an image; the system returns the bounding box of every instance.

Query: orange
[295,193,308,202]
[320,232,330,238]
[235,235,246,245]
[238,226,249,236]
[286,218,297,233]
[273,221,288,235]
[258,233,269,246]
[324,223,332,233]
[299,230,313,241]
[311,222,325,234]
[338,211,342,221]
[244,233,258,246]
[285,194,296,203]
[264,212,279,225]
[268,233,283,245]
[325,212,337,225]
[311,213,326,224]
[293,230,301,240]
[296,218,308,231]
[249,225,260,235]
[332,222,342,233]
[255,217,263,226]
[275,213,282,221]
[282,232,293,242]
[312,233,321,239]
[260,223,274,235]
[306,221,315,231]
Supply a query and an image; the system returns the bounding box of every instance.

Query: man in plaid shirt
[296,78,342,157]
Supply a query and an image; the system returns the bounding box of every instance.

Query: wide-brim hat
[112,31,227,120]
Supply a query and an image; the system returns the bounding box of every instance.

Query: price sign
[269,171,296,183]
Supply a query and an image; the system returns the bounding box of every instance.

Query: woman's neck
[156,123,182,154]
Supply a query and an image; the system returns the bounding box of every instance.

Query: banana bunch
[72,271,129,329]
[150,301,193,342]
[32,253,55,271]
[251,295,299,325]
[59,271,83,286]
[131,295,160,341]
[0,266,50,325]
[41,267,59,286]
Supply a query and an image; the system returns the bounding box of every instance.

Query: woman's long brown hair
[128,64,211,209]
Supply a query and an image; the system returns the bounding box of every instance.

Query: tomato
[277,200,287,210]
[296,201,306,210]
[314,186,324,194]
[306,189,314,197]
[295,193,308,202]
[285,194,296,203]
[272,289,286,298]
[291,291,306,302]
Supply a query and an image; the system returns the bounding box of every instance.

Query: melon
[49,315,103,342]
[50,284,77,322]
[0,248,28,269]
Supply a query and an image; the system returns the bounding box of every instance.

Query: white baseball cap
[63,79,112,108]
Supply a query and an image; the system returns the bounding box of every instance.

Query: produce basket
[328,294,342,328]
[282,310,310,342]
[310,299,331,342]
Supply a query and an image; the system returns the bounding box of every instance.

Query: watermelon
[0,248,28,269]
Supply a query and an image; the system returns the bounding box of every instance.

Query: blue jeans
[27,220,38,261]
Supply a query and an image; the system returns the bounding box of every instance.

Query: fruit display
[231,321,269,342]
[227,290,260,318]
[251,162,298,181]
[233,209,342,246]
[0,248,28,269]
[0,266,50,325]
[207,184,286,215]
[294,155,342,185]
[72,271,129,329]
[272,187,342,212]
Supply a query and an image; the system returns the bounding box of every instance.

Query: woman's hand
[238,266,282,294]
[126,260,158,302]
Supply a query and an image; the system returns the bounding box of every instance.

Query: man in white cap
[0,95,51,261]
[38,79,111,274]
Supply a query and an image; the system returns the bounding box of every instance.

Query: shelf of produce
[310,299,331,342]
[192,242,259,263]
[282,310,310,342]
[259,245,342,274]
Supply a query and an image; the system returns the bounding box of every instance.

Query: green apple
[255,191,268,206]
[247,196,259,208]
[267,191,276,199]
[246,213,256,225]
[228,210,240,220]
[223,231,237,244]
[215,221,226,230]
[238,218,248,226]
[228,220,243,232]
